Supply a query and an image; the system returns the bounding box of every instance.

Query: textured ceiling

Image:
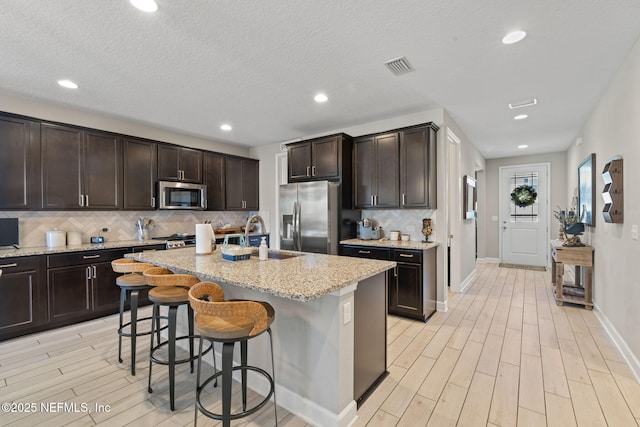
[1,0,639,158]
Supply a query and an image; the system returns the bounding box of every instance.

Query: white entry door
[500,163,549,267]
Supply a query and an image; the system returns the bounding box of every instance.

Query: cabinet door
[354,137,375,208]
[389,262,422,317]
[84,131,122,209]
[48,265,92,322]
[123,137,157,210]
[225,157,244,209]
[203,152,225,210]
[400,126,434,208]
[242,159,259,210]
[41,123,83,209]
[0,115,38,209]
[157,144,180,181]
[179,147,202,183]
[311,136,339,179]
[0,257,45,339]
[288,142,311,181]
[374,133,400,208]
[92,261,123,313]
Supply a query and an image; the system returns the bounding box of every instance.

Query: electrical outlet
[406,226,415,232]
[632,224,638,240]
[343,302,352,325]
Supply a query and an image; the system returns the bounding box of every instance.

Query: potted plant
[553,206,585,247]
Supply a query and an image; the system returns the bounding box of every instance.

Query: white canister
[390,230,400,241]
[46,230,66,247]
[67,231,82,245]
[401,234,410,242]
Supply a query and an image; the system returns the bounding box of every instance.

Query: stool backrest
[143,266,200,288]
[111,258,153,273]
[189,282,273,337]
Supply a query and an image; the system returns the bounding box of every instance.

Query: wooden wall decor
[602,158,623,223]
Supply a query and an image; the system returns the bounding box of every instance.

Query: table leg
[555,261,564,306]
[575,265,582,287]
[585,266,593,310]
[551,257,557,286]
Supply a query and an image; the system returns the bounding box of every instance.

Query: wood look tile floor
[1,262,640,426]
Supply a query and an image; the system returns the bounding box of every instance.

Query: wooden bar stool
[188,282,277,427]
[111,258,157,376]
[143,266,211,410]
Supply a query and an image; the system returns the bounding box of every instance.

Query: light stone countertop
[340,238,439,251]
[125,247,396,302]
[0,239,165,259]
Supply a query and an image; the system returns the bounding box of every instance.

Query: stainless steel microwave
[157,181,207,210]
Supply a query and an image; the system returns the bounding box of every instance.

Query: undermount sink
[251,249,302,260]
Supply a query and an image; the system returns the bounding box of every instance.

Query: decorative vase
[422,218,433,243]
[563,222,585,247]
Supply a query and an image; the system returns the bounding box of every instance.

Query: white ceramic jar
[46,230,66,247]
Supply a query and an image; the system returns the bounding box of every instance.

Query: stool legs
[168,305,177,411]
[221,341,234,427]
[268,328,278,425]
[118,288,126,364]
[129,289,140,376]
[241,340,248,411]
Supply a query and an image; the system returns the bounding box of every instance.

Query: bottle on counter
[259,236,268,261]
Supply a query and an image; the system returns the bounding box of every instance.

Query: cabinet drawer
[341,245,390,260]
[392,249,422,264]
[47,249,128,268]
[0,256,40,273]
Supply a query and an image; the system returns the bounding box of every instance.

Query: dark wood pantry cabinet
[123,137,157,210]
[40,123,122,210]
[0,114,40,210]
[400,124,438,208]
[225,156,259,210]
[203,151,226,211]
[157,144,203,183]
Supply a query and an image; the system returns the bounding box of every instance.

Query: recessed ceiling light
[314,93,328,103]
[220,124,232,131]
[502,30,527,45]
[514,114,528,120]
[508,98,537,109]
[518,145,529,149]
[57,79,78,89]
[129,0,158,13]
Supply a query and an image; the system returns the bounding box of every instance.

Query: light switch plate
[632,224,638,240]
[343,302,352,324]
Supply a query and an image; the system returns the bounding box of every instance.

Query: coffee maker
[357,218,382,240]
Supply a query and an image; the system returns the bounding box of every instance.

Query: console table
[550,240,594,309]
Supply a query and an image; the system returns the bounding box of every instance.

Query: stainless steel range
[152,234,196,249]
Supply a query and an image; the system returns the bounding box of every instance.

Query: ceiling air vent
[384,56,414,76]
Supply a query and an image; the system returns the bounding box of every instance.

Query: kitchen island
[126,247,395,427]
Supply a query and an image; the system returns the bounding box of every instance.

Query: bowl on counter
[401,234,410,242]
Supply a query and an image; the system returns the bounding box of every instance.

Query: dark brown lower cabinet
[0,256,46,340]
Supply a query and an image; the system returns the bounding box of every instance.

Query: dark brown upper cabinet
[123,137,157,210]
[354,132,400,208]
[41,123,122,210]
[157,144,202,183]
[203,151,226,211]
[0,114,40,209]
[287,134,353,182]
[400,124,438,208]
[225,157,259,210]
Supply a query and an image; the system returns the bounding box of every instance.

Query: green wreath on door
[511,184,537,207]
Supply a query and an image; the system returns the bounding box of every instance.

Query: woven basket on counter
[220,235,252,261]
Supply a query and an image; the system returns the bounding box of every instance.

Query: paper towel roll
[195,224,215,255]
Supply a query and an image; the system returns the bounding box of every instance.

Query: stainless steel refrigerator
[279,181,359,254]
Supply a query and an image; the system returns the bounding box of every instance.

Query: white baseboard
[477,257,499,263]
[437,300,448,312]
[593,303,640,383]
[459,268,476,293]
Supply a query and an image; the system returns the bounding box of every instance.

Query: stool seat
[112,258,153,273]
[149,286,190,304]
[116,273,147,288]
[194,301,275,339]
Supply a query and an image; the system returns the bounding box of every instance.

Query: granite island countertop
[126,247,396,302]
[0,239,164,259]
[340,238,439,251]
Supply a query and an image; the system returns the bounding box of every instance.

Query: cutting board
[214,226,255,235]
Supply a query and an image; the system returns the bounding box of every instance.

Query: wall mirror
[463,175,477,219]
[578,153,596,226]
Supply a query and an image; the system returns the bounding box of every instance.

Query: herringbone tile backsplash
[0,211,249,248]
[361,209,438,242]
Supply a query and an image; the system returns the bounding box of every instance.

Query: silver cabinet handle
[358,250,371,254]
[83,255,100,259]
[370,195,374,206]
[399,253,414,258]
[151,197,155,207]
[0,263,18,268]
[85,195,89,207]
[92,265,97,279]
[402,193,406,206]
[79,194,84,207]
[306,166,310,177]
[312,165,316,176]
[86,266,92,280]
[394,266,398,277]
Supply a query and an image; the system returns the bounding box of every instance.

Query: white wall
[0,92,250,157]
[566,35,640,378]
[483,152,568,259]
